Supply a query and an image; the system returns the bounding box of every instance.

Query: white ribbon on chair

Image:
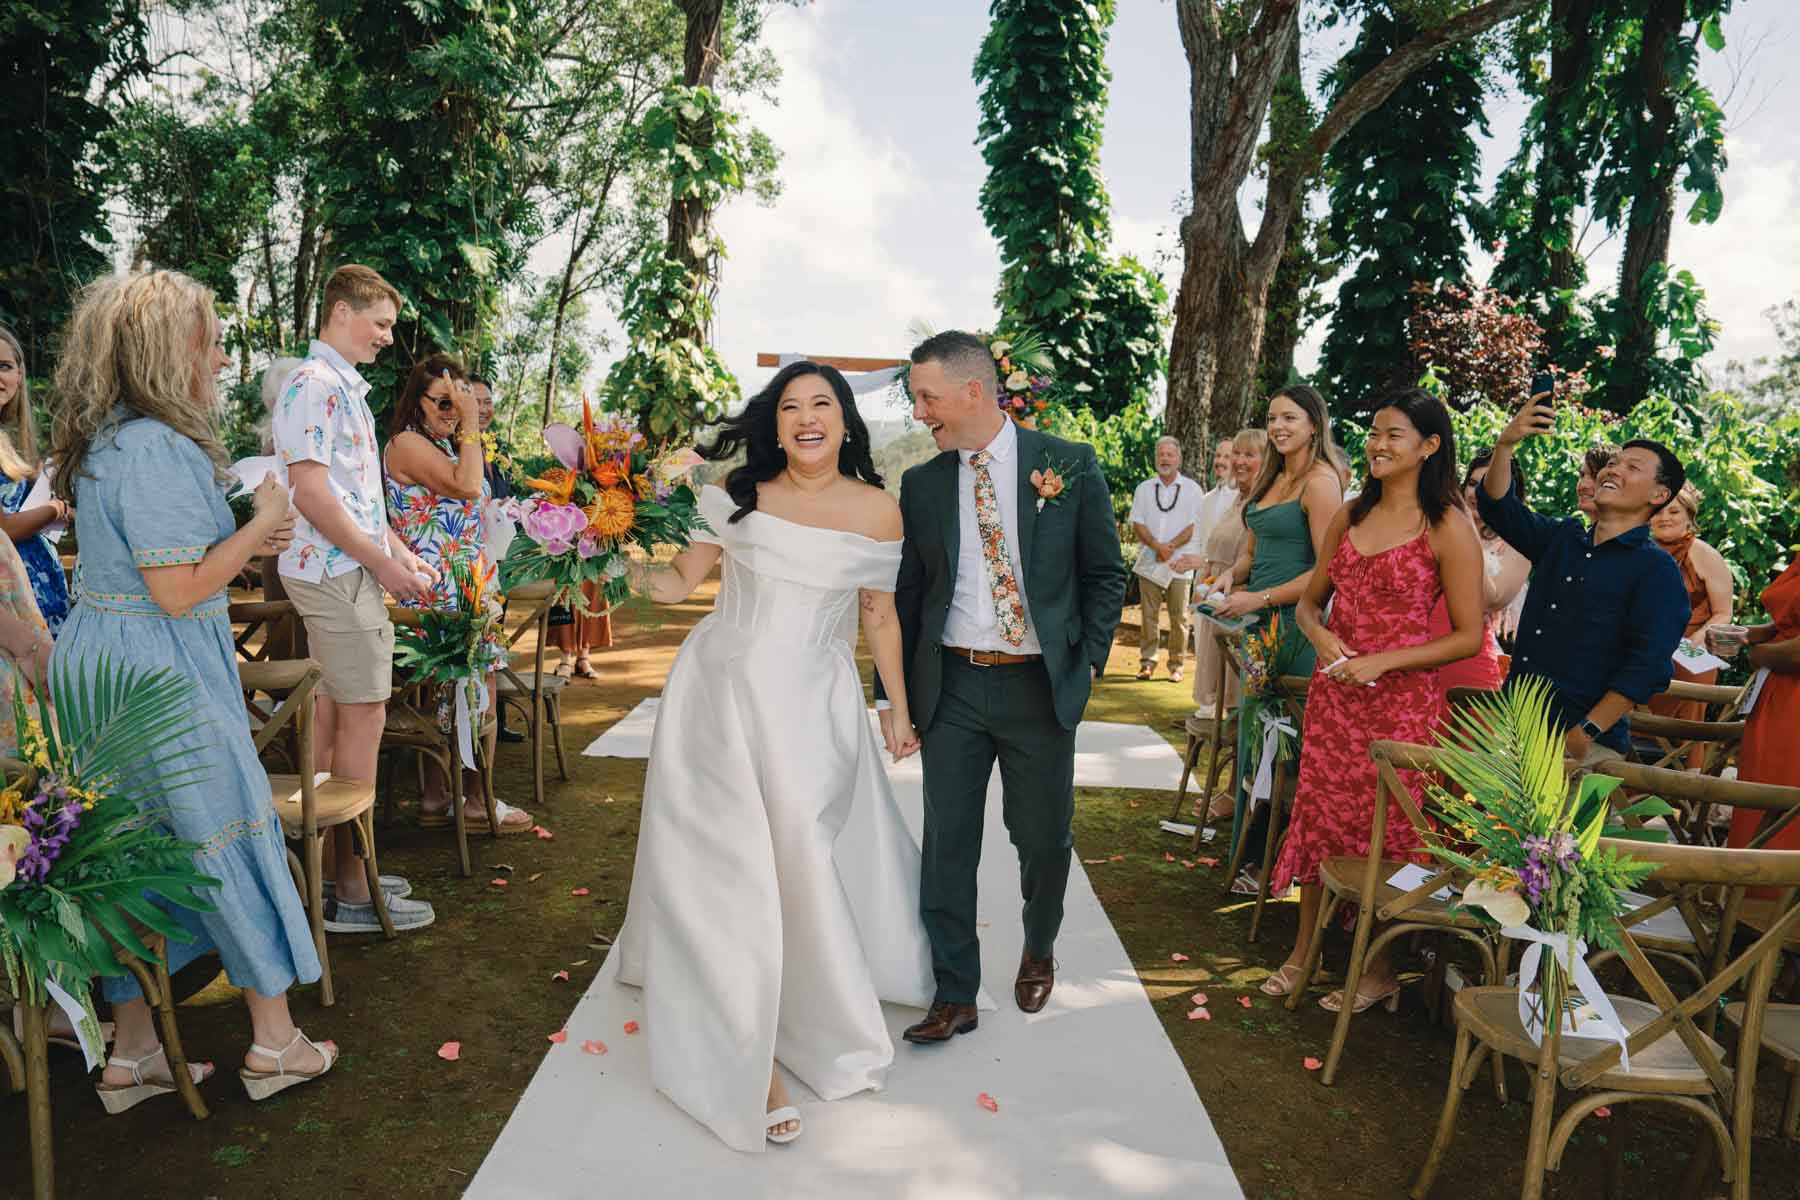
[1499,924,1632,1073]
[454,677,492,771]
[1249,711,1296,806]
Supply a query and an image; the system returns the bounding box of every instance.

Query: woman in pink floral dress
[1262,389,1486,1012]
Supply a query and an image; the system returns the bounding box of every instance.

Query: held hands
[1153,541,1173,564]
[1215,588,1264,618]
[260,511,297,556]
[1324,650,1389,687]
[377,552,433,604]
[878,707,921,764]
[1498,396,1555,447]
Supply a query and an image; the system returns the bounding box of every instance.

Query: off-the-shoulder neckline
[703,484,902,547]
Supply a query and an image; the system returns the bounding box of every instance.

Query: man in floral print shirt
[273,264,438,934]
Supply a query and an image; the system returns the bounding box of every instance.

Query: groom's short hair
[911,330,996,402]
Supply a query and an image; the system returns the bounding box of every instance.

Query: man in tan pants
[1129,437,1204,683]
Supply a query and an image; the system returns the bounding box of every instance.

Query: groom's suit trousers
[919,652,1076,1005]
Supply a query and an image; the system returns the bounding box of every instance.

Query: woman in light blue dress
[0,324,72,633]
[49,269,334,1110]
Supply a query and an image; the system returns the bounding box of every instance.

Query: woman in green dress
[1214,385,1343,894]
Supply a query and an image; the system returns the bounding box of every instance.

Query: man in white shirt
[1129,437,1204,682]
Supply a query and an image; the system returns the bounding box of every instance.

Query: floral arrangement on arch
[892,324,1059,427]
[497,397,708,615]
[0,659,218,1036]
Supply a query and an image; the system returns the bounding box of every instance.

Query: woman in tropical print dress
[0,326,72,634]
[1262,389,1485,1011]
[384,354,532,834]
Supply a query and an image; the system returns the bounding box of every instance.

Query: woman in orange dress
[1647,484,1734,762]
[1715,557,1800,861]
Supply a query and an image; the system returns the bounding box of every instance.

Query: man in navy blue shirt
[1477,397,1690,764]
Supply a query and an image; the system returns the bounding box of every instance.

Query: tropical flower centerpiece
[891,325,1059,426]
[498,397,708,615]
[1236,613,1307,808]
[1425,679,1670,1053]
[0,660,218,1043]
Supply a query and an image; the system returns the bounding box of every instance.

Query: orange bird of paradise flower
[523,465,578,506]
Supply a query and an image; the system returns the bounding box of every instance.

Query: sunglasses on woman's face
[429,393,455,413]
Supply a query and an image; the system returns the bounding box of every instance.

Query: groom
[878,331,1126,1042]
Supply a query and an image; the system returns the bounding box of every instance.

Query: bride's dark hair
[701,360,884,524]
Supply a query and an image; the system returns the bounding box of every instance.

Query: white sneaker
[323,895,436,934]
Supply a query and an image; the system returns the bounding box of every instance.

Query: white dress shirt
[943,418,1042,654]
[1129,473,1205,581]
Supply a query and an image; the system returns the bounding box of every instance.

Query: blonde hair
[321,264,402,330]
[0,325,38,482]
[1672,481,1702,524]
[1232,428,1268,510]
[50,270,231,505]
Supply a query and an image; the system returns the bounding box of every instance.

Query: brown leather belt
[943,645,1042,667]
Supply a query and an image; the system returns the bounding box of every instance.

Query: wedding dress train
[609,484,947,1152]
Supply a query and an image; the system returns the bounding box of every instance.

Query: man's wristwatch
[1578,719,1603,741]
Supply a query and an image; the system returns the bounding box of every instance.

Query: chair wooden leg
[1170,734,1201,823]
[352,814,398,938]
[448,744,472,877]
[1320,902,1383,1087]
[1247,772,1286,944]
[0,1011,24,1093]
[1603,1104,1626,1200]
[21,999,55,1200]
[149,955,207,1121]
[1411,1022,1474,1199]
[549,696,568,782]
[296,841,333,1007]
[1784,1067,1800,1141]
[1287,893,1337,1014]
[1520,1046,1560,1200]
[531,688,545,810]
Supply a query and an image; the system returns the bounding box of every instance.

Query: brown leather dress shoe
[1015,952,1055,1013]
[902,1001,979,1045]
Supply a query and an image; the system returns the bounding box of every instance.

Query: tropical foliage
[394,559,504,687]
[0,659,218,1032]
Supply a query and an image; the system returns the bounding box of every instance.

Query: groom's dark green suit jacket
[880,425,1126,732]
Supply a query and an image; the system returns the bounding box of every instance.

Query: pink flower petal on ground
[977,1092,999,1113]
[1594,1106,1612,1118]
[1197,856,1221,868]
[1238,996,1253,1009]
[437,1042,461,1062]
[547,1030,568,1044]
[1164,852,1176,863]
[1181,860,1197,869]
[552,970,570,982]
[490,877,508,888]
[1128,800,1142,809]
[570,887,590,897]
[1082,858,1107,865]
[1188,1007,1212,1021]
[1191,992,1208,1006]
[1109,854,1124,861]
[1170,952,1190,962]
[581,1039,607,1056]
[623,1021,640,1035]
[533,825,554,840]
[1303,1057,1323,1071]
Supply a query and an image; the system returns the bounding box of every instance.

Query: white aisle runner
[469,707,1242,1200]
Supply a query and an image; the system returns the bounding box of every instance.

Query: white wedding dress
[609,483,944,1152]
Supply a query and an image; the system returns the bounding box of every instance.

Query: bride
[610,360,942,1151]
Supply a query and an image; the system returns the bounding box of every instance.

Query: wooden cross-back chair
[1220,671,1311,944]
[1171,628,1241,843]
[1411,838,1800,1200]
[229,600,307,771]
[2,760,209,1200]
[1292,739,1510,1089]
[495,581,570,810]
[379,606,499,878]
[240,657,392,1004]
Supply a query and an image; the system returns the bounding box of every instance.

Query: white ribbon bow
[1499,924,1632,1073]
[454,677,492,771]
[1250,711,1297,805]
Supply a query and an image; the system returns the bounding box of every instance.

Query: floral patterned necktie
[970,450,1027,647]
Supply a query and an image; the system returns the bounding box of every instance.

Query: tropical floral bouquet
[1423,678,1670,1049]
[498,397,708,615]
[0,659,218,1041]
[1236,613,1308,805]
[393,558,503,687]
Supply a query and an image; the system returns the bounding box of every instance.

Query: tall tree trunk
[292,197,320,344]
[1252,32,1315,408]
[1612,0,1683,411]
[260,223,284,352]
[1164,0,1531,464]
[667,0,724,315]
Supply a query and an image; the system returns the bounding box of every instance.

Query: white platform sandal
[239,1029,337,1102]
[765,1105,803,1145]
[94,1046,214,1115]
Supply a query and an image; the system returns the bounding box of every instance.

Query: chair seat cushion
[1318,856,1480,928]
[1722,1002,1800,1066]
[1456,985,1727,1094]
[269,773,376,835]
[1617,890,1700,950]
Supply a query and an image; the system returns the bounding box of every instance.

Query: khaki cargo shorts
[281,566,395,704]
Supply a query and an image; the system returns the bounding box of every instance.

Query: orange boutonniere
[1030,459,1073,511]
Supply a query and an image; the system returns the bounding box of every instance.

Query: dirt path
[5,593,1791,1199]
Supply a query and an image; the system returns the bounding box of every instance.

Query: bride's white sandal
[94,1046,214,1115]
[239,1029,337,1102]
[766,1106,803,1145]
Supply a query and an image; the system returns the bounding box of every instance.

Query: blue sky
[596,2,1799,401]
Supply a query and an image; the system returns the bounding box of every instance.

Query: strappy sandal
[1258,963,1307,998]
[1320,981,1402,1015]
[1136,665,1156,681]
[95,1046,215,1115]
[552,661,575,679]
[573,656,601,680]
[463,799,534,836]
[239,1029,337,1102]
[766,1105,803,1145]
